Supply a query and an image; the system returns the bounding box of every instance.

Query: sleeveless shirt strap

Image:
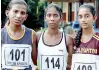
[93,33,99,40]
[63,31,69,52]
[32,30,36,43]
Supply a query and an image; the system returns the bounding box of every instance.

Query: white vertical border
[0,0,1,69]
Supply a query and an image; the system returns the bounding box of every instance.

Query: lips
[50,23,54,24]
[15,19,21,23]
[49,22,56,24]
[81,23,87,25]
[49,23,56,26]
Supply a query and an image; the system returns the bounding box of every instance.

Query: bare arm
[66,34,73,70]
[32,31,43,70]
[31,30,38,65]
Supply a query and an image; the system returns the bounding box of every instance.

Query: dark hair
[44,3,62,18]
[79,4,96,16]
[75,4,96,48]
[74,28,82,48]
[7,0,28,12]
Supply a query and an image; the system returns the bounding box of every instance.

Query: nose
[50,16,54,21]
[81,17,86,22]
[16,13,21,18]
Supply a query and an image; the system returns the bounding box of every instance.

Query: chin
[81,26,88,28]
[15,23,22,26]
[82,27,88,29]
[50,26,56,29]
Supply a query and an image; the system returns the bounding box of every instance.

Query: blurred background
[1,0,99,32]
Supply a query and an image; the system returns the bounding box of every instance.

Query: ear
[93,16,97,21]
[5,10,9,17]
[92,16,97,25]
[24,14,28,20]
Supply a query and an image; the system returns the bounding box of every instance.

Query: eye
[85,14,89,18]
[14,10,18,13]
[54,14,58,17]
[21,11,26,15]
[78,15,82,19]
[47,14,51,17]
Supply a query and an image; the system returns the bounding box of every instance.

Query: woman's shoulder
[36,31,44,42]
[1,27,7,33]
[93,32,99,41]
[94,32,99,37]
[96,32,99,36]
[36,31,43,37]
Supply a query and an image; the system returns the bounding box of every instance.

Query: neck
[82,28,94,35]
[46,28,59,36]
[8,24,23,32]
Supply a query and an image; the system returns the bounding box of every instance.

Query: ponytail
[74,28,82,48]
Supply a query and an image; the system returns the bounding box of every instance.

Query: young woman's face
[78,7,95,29]
[6,4,27,26]
[45,7,61,29]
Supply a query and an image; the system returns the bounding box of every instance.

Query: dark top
[75,33,99,55]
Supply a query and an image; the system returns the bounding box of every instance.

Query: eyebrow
[78,15,82,17]
[78,13,89,16]
[85,14,89,16]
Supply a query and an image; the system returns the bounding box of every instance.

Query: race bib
[41,55,64,70]
[71,54,99,70]
[73,62,96,70]
[2,44,31,69]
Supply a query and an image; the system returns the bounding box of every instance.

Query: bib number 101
[10,49,25,61]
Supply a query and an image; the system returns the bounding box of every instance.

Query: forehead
[10,4,27,12]
[46,7,59,14]
[78,7,91,15]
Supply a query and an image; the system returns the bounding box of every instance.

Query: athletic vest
[75,33,99,55]
[37,32,68,70]
[72,33,99,70]
[1,26,33,69]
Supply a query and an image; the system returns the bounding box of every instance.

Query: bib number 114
[41,55,64,70]
[45,57,60,69]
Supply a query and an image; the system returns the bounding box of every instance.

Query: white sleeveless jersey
[37,32,68,70]
[71,54,99,70]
